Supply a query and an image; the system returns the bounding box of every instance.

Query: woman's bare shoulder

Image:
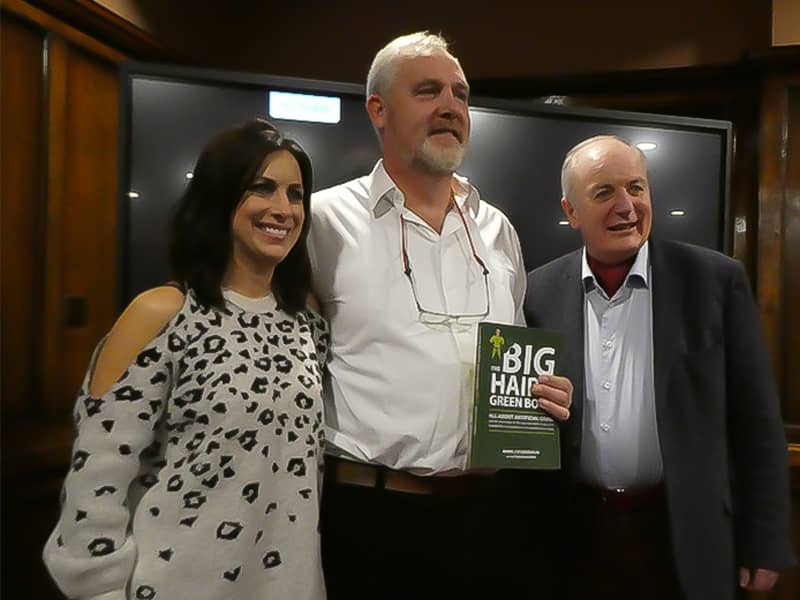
[88,286,185,397]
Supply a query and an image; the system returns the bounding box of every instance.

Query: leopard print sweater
[43,290,329,600]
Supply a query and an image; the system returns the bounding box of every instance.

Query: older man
[308,32,571,599]
[524,135,794,599]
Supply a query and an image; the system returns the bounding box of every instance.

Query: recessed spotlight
[128,191,140,199]
[185,172,194,180]
[669,209,686,216]
[636,142,657,151]
[558,220,570,226]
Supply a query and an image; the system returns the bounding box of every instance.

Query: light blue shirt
[579,241,663,489]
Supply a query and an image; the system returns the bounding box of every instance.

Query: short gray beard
[414,137,467,174]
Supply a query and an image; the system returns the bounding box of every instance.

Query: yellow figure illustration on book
[489,327,505,360]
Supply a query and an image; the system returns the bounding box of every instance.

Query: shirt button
[603,340,613,349]
[602,380,612,391]
[600,423,610,432]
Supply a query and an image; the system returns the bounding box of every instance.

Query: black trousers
[564,485,685,600]
[321,475,553,600]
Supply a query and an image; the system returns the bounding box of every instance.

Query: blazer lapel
[650,240,684,423]
[560,251,585,456]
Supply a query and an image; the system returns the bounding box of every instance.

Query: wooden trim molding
[8,0,173,61]
[39,32,68,416]
[2,0,127,62]
[470,47,800,99]
[789,443,800,468]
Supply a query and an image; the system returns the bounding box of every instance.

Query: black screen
[464,108,726,269]
[121,65,730,305]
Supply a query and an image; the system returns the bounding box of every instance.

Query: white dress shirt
[308,160,526,474]
[579,241,664,489]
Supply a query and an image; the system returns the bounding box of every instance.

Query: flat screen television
[119,63,731,307]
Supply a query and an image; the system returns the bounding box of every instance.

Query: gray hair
[366,31,455,97]
[560,135,648,202]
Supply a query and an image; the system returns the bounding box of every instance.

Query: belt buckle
[607,487,627,506]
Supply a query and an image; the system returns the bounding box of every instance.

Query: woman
[43,119,329,600]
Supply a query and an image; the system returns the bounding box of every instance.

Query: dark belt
[575,483,666,510]
[325,456,493,497]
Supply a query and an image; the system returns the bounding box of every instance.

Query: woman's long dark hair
[169,119,313,312]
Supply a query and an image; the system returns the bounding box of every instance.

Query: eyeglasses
[400,200,490,326]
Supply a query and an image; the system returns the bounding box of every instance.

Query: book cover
[468,322,562,470]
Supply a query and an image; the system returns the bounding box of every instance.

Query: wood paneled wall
[1,0,125,426]
[40,37,121,418]
[1,14,44,420]
[757,69,800,600]
[1,1,127,596]
[760,73,800,428]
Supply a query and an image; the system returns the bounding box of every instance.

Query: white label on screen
[269,91,341,124]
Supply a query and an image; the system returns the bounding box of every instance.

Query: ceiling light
[269,91,341,124]
[636,142,657,151]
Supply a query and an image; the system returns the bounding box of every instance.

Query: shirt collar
[581,240,650,293]
[367,159,480,219]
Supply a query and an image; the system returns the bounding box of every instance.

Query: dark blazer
[524,239,794,600]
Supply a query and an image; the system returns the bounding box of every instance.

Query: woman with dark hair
[43,119,329,600]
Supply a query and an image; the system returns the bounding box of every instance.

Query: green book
[468,321,562,470]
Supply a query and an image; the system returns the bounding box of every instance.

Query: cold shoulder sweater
[43,290,329,600]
